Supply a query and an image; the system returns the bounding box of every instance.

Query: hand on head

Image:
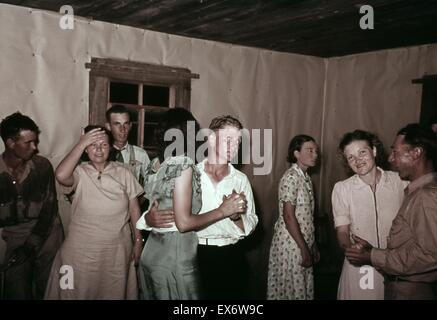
[80,128,108,148]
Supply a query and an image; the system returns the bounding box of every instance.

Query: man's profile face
[107,112,131,146]
[211,125,242,163]
[389,134,414,180]
[9,130,39,161]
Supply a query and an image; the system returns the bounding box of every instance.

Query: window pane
[126,107,139,146]
[110,82,138,104]
[143,85,170,107]
[143,111,166,150]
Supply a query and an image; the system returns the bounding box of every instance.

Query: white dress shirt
[196,159,258,246]
[137,159,258,246]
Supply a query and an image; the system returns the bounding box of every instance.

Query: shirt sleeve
[331,182,351,227]
[239,175,258,236]
[371,190,437,275]
[136,208,152,231]
[278,171,298,205]
[125,167,144,200]
[26,159,59,252]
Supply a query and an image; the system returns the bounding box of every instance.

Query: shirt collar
[291,163,309,179]
[350,167,387,189]
[0,154,35,181]
[405,172,437,195]
[199,158,235,178]
[114,142,130,152]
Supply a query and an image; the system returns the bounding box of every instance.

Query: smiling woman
[332,130,407,300]
[44,125,144,300]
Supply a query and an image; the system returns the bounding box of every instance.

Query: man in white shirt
[105,105,150,185]
[105,105,150,215]
[144,115,258,299]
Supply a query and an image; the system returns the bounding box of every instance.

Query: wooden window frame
[412,75,437,126]
[85,57,199,155]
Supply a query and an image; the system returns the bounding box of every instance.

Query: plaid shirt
[0,155,59,251]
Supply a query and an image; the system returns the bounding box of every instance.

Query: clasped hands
[344,234,373,266]
[145,189,247,228]
[221,189,248,221]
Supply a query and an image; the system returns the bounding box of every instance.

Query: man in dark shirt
[0,112,64,299]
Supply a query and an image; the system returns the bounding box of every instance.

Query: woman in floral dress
[267,135,320,300]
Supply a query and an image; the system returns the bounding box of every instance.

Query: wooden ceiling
[5,0,437,57]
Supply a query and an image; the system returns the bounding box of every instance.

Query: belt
[198,238,236,246]
[385,275,435,285]
[385,275,410,282]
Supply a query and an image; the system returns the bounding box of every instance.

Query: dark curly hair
[338,129,389,175]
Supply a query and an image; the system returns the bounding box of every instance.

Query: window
[86,58,199,158]
[413,75,437,128]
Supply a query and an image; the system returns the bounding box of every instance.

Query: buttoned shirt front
[196,160,258,246]
[138,159,259,245]
[0,155,59,250]
[371,172,437,282]
[332,168,407,248]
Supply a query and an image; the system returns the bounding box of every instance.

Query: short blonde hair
[209,115,243,131]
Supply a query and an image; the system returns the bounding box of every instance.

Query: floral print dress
[267,163,315,300]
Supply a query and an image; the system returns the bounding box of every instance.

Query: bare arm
[336,225,352,252]
[129,197,143,265]
[173,167,245,233]
[55,128,106,186]
[283,201,312,267]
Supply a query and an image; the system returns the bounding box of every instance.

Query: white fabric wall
[320,44,437,218]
